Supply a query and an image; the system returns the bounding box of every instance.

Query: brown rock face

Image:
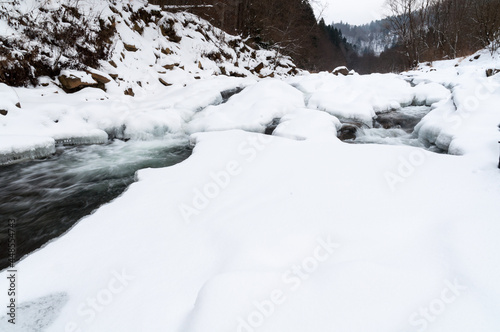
[0,110,7,116]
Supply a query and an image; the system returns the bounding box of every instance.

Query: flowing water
[0,138,192,270]
[345,106,445,152]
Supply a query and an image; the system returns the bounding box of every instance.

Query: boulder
[58,74,98,93]
[338,124,358,141]
[90,72,111,84]
[332,66,350,76]
[124,88,135,96]
[163,63,179,70]
[159,78,172,86]
[123,43,138,52]
[486,69,500,77]
[161,48,173,55]
[254,62,264,73]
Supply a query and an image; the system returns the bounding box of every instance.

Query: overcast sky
[314,0,388,25]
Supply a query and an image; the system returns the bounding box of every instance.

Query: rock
[15,102,21,108]
[58,74,98,93]
[220,87,244,102]
[229,71,246,78]
[0,110,7,116]
[265,118,280,135]
[486,69,500,77]
[254,62,264,73]
[338,124,358,141]
[198,62,203,70]
[333,66,350,76]
[90,72,111,84]
[219,66,227,75]
[161,48,172,55]
[109,60,117,68]
[159,78,172,86]
[163,63,178,70]
[109,74,119,80]
[124,88,135,96]
[123,43,138,52]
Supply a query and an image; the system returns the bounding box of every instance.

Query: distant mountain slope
[333,20,397,56]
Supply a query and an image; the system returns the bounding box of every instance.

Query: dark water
[0,139,192,270]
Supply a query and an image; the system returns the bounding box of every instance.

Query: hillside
[0,0,299,90]
[333,20,397,56]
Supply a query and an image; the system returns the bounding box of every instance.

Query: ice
[0,136,55,165]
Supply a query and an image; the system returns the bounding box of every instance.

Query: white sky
[314,0,389,25]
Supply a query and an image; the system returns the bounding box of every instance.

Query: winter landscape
[1,0,500,331]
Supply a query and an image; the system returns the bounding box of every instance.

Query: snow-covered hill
[0,0,297,88]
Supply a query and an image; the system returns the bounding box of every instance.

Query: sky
[314,0,388,26]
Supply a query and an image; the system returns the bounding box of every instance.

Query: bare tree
[385,0,427,67]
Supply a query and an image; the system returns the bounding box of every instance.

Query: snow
[186,79,305,134]
[1,2,500,331]
[0,83,20,113]
[290,72,416,126]
[1,130,500,332]
[410,49,500,157]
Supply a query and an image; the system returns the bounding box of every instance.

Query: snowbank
[0,136,55,164]
[410,49,500,160]
[186,79,305,134]
[1,130,499,332]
